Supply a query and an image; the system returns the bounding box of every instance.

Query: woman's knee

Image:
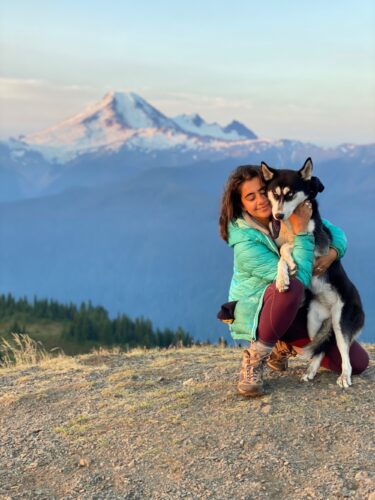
[323,341,370,375]
[267,278,304,305]
[350,342,370,375]
[288,278,304,296]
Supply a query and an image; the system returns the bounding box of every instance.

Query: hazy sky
[1,0,374,145]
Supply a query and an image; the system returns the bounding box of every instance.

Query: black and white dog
[260,158,365,388]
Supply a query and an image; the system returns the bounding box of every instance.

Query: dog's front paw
[276,273,289,292]
[288,262,297,276]
[276,259,290,292]
[301,371,315,382]
[336,373,352,389]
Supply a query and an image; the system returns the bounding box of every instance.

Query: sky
[0,0,374,146]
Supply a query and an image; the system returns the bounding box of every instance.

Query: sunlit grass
[0,333,56,368]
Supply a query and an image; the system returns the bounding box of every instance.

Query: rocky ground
[0,344,374,499]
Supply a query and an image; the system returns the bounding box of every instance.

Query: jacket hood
[228,213,271,247]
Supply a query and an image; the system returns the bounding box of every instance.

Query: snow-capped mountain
[21,91,198,162]
[6,90,374,168]
[8,90,373,168]
[2,89,373,199]
[173,113,257,141]
[16,91,262,163]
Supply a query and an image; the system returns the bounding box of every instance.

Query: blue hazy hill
[1,91,374,343]
[0,156,373,343]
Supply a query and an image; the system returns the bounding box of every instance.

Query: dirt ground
[0,344,374,499]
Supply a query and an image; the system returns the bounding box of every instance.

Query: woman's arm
[322,218,347,259]
[313,219,347,276]
[289,201,316,287]
[291,233,315,286]
[237,201,316,288]
[236,240,279,283]
[237,233,315,288]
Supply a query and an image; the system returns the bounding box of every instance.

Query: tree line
[0,293,193,348]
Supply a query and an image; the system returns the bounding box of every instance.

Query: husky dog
[260,158,365,388]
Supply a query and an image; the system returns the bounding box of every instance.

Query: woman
[219,165,369,397]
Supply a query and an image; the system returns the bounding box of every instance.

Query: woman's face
[240,177,272,220]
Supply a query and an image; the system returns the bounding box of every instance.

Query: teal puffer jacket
[227,217,347,342]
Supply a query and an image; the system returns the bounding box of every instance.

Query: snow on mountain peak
[173,114,256,141]
[20,90,259,163]
[23,90,185,162]
[109,91,178,130]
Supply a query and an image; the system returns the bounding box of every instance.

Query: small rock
[355,471,369,482]
[261,404,271,414]
[183,378,195,386]
[79,458,89,467]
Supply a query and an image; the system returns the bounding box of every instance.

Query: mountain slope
[22,91,188,162]
[173,113,257,140]
[0,157,374,343]
[20,91,261,163]
[2,90,373,201]
[1,346,374,498]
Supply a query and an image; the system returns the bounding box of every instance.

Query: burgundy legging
[257,278,369,375]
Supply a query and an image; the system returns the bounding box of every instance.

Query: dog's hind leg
[334,330,352,388]
[302,300,330,382]
[302,352,325,382]
[332,301,352,388]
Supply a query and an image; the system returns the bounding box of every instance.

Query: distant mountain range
[0,91,374,342]
[3,92,374,172]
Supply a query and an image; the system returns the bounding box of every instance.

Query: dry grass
[0,333,55,368]
[0,334,116,373]
[0,343,374,498]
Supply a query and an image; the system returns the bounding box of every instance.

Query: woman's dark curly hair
[219,165,263,242]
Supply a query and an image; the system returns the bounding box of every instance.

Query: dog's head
[260,158,324,220]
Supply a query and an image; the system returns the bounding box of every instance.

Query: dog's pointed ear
[309,176,325,198]
[299,157,313,181]
[260,162,275,181]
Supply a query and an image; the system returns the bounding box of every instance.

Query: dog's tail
[302,318,333,359]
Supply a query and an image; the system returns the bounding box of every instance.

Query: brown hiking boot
[238,343,270,397]
[267,340,297,372]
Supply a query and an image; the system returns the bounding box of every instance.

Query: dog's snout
[275,213,284,220]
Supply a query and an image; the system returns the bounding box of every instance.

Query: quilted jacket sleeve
[291,233,316,287]
[236,232,316,288]
[322,218,347,259]
[235,240,279,284]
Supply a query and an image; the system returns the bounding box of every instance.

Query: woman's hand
[289,200,313,234]
[313,248,338,276]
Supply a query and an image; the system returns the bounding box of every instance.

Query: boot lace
[275,342,297,359]
[245,354,268,383]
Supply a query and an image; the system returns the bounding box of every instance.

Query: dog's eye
[272,191,279,201]
[285,192,294,200]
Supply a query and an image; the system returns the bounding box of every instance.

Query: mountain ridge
[1,91,374,343]
[6,90,373,168]
[15,91,258,163]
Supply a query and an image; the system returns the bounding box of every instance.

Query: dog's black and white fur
[260,158,365,388]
